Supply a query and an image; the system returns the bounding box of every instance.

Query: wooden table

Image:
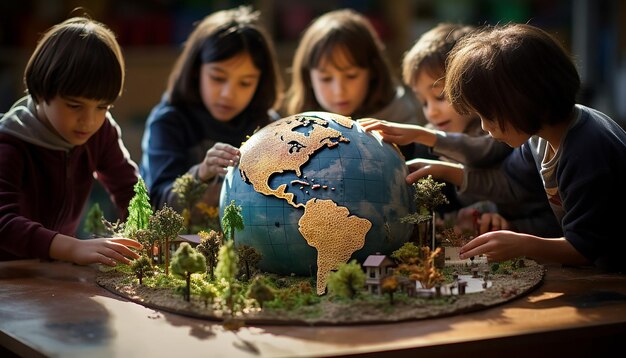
[1,259,625,357]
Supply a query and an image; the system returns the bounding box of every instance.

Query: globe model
[219,111,415,294]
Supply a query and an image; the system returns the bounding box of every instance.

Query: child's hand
[77,237,143,266]
[457,208,510,234]
[459,230,524,262]
[50,235,142,266]
[358,118,435,146]
[405,158,464,185]
[476,212,510,234]
[198,142,240,182]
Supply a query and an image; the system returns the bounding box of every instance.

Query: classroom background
[0,0,623,235]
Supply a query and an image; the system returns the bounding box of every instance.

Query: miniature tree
[84,203,107,237]
[131,255,153,285]
[125,178,153,237]
[170,242,207,301]
[149,205,184,275]
[397,246,444,290]
[440,227,470,247]
[391,242,422,264]
[237,244,262,281]
[195,230,223,280]
[215,240,240,313]
[327,259,366,299]
[221,200,244,246]
[401,175,448,251]
[247,276,275,308]
[381,275,399,305]
[129,228,157,260]
[172,173,208,234]
[102,218,125,237]
[198,284,218,308]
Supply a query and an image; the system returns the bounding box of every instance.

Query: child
[284,8,426,157]
[360,23,562,237]
[0,17,142,266]
[140,6,283,210]
[408,23,626,272]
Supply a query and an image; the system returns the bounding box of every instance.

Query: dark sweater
[463,105,626,272]
[140,96,272,209]
[0,96,139,261]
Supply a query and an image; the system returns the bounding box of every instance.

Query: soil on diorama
[96,260,544,326]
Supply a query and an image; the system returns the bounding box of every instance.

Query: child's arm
[405,154,545,204]
[459,230,590,266]
[432,133,512,167]
[405,158,464,185]
[358,118,437,147]
[94,116,140,218]
[455,207,510,234]
[359,118,513,167]
[49,234,142,266]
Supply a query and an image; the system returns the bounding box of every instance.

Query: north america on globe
[220,112,415,294]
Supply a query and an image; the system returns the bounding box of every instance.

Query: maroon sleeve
[0,135,58,260]
[91,116,140,220]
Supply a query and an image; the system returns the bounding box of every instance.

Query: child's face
[36,96,110,145]
[200,52,260,122]
[310,47,370,116]
[479,116,529,148]
[412,71,474,133]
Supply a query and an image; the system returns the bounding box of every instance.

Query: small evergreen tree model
[247,276,275,308]
[170,242,207,301]
[84,203,107,237]
[196,230,222,280]
[221,200,244,246]
[125,178,153,237]
[327,259,366,299]
[172,174,208,234]
[131,255,153,285]
[237,244,262,281]
[401,175,448,250]
[149,205,184,275]
[215,240,239,313]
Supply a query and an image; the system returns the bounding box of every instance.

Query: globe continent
[219,112,415,287]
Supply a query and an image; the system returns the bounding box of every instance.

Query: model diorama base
[96,259,544,326]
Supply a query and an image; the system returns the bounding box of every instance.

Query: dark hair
[402,23,475,87]
[167,6,282,115]
[25,16,124,104]
[286,9,397,117]
[445,23,580,135]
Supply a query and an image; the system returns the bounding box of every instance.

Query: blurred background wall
[0,0,623,234]
[1,0,624,161]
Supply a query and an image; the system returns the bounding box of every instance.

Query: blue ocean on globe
[219,112,415,277]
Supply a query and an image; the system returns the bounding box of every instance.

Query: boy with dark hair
[0,16,142,266]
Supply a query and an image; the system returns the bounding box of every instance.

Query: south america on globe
[219,112,415,294]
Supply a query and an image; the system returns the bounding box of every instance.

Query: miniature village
[93,174,545,326]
